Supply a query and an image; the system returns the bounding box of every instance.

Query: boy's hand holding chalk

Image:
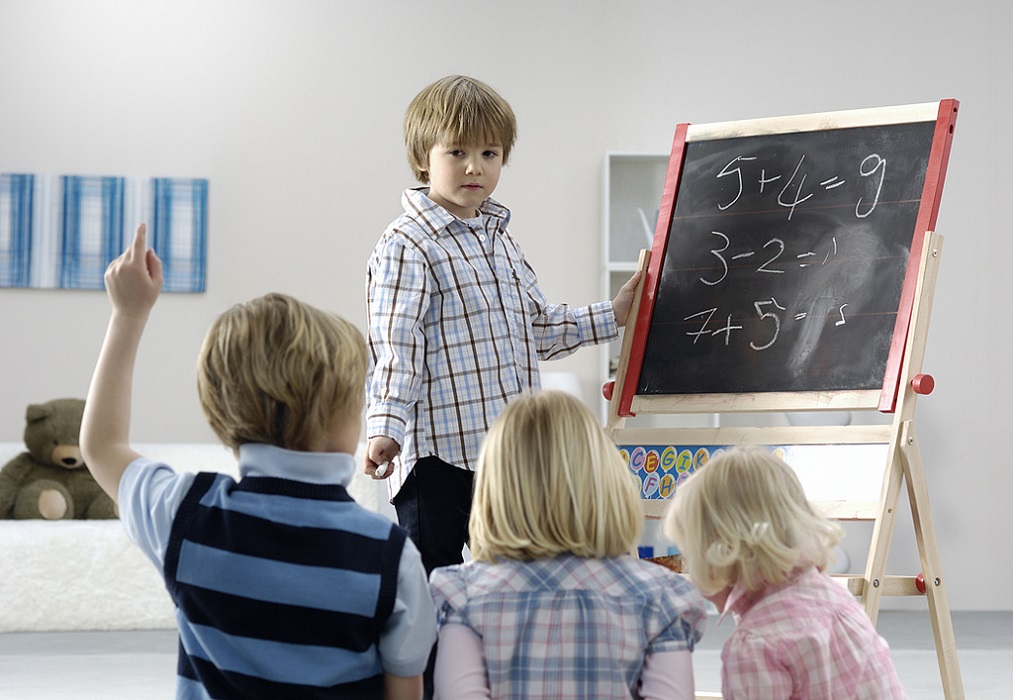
[364,436,400,480]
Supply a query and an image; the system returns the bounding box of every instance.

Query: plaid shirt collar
[400,187,510,237]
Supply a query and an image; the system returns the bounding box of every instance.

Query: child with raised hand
[664,446,907,699]
[428,390,706,700]
[81,224,437,699]
[364,74,642,576]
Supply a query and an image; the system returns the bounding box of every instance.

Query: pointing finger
[133,223,147,255]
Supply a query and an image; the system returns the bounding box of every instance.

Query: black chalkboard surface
[619,101,957,415]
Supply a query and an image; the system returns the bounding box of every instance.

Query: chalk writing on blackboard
[637,120,936,397]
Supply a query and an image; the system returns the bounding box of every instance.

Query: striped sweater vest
[163,471,406,699]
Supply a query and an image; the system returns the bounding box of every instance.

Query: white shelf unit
[601,152,670,420]
[601,152,720,433]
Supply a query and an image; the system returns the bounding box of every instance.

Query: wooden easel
[606,232,964,698]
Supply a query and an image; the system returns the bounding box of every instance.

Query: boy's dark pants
[393,456,475,700]
[393,456,475,574]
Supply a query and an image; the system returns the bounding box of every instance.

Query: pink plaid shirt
[720,566,907,699]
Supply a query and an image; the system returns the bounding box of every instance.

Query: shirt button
[479,234,487,242]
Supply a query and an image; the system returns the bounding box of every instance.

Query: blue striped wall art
[0,174,208,293]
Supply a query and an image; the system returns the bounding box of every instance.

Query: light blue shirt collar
[237,443,355,487]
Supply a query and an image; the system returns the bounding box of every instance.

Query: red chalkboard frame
[616,100,959,417]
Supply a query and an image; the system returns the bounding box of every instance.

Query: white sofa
[0,442,391,632]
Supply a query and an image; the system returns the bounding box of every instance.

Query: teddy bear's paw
[13,479,73,520]
[37,489,70,519]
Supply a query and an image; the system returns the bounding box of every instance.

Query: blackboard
[619,101,957,415]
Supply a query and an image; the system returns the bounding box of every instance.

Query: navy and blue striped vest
[164,471,406,699]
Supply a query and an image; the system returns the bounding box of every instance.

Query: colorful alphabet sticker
[619,444,728,500]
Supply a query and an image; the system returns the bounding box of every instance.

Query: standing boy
[365,75,641,574]
[82,224,436,699]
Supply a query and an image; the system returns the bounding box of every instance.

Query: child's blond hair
[663,447,842,596]
[468,390,643,561]
[196,293,367,453]
[404,75,517,183]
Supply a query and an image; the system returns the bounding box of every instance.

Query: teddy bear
[0,398,117,520]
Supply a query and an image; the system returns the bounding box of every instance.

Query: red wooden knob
[915,572,926,593]
[602,380,615,400]
[911,374,935,395]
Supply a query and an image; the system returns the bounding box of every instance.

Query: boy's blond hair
[404,75,517,183]
[196,293,367,453]
[663,447,843,596]
[468,390,643,561]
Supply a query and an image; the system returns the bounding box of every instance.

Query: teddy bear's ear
[25,403,54,425]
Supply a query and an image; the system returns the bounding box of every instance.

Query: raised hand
[104,223,163,318]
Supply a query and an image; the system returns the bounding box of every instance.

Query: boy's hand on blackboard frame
[612,270,642,327]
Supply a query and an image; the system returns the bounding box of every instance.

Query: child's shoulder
[379,213,431,243]
[605,556,699,594]
[385,188,454,234]
[372,208,454,263]
[428,561,476,609]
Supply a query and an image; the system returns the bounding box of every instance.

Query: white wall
[1,0,1009,611]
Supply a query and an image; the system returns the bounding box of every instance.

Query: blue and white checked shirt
[366,188,617,496]
[429,554,707,699]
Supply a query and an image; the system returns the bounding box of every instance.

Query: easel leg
[900,421,965,700]
[861,425,906,624]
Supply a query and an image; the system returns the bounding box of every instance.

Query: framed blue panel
[0,174,35,287]
[0,173,208,292]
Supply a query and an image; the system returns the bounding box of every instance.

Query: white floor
[0,611,1009,699]
[692,610,1013,699]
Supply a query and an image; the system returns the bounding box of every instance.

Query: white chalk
[374,462,389,478]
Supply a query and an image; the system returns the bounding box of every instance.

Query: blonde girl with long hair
[429,390,706,699]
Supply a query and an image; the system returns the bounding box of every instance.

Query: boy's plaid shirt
[366,188,616,495]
